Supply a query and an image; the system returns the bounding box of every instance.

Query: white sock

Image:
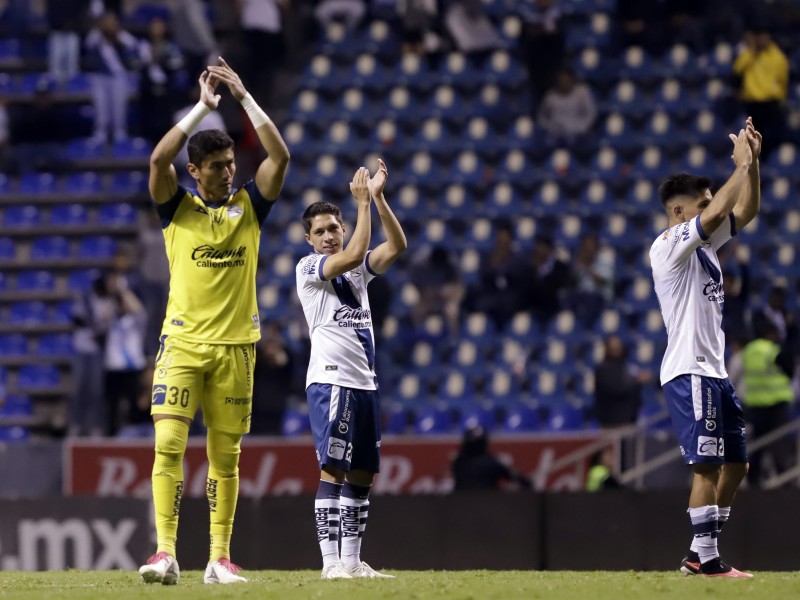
[340,482,370,569]
[315,480,342,569]
[688,505,720,564]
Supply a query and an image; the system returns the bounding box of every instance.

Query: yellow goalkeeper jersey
[153,180,274,344]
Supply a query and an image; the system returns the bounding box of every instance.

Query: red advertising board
[65,434,603,497]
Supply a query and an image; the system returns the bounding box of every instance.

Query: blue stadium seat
[545,403,584,432]
[498,150,538,188]
[580,180,613,215]
[9,301,48,324]
[414,402,453,434]
[459,402,496,432]
[644,111,677,149]
[67,138,106,160]
[632,146,669,180]
[18,365,61,389]
[382,402,408,434]
[0,394,32,417]
[438,370,476,403]
[452,151,485,186]
[16,270,55,291]
[38,333,73,356]
[762,176,791,208]
[110,171,147,194]
[19,172,57,195]
[309,154,346,190]
[662,45,704,83]
[503,403,540,432]
[98,203,137,226]
[0,427,30,442]
[766,143,800,178]
[573,47,617,87]
[30,236,70,260]
[3,204,40,228]
[0,334,27,355]
[302,54,344,93]
[485,51,527,89]
[0,236,16,260]
[280,408,310,436]
[426,85,472,122]
[598,113,638,155]
[604,80,644,117]
[439,52,483,92]
[484,182,521,218]
[321,120,364,157]
[53,300,74,323]
[65,172,102,195]
[50,203,89,226]
[111,137,151,158]
[78,236,116,258]
[65,73,91,93]
[128,2,172,24]
[396,52,436,93]
[350,53,393,92]
[653,78,688,114]
[533,180,563,214]
[67,269,101,291]
[619,46,657,85]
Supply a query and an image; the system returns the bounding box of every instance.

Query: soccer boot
[345,561,395,579]
[139,551,180,585]
[700,557,754,578]
[321,563,353,579]
[204,558,248,584]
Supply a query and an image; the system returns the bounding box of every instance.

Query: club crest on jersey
[227,204,243,219]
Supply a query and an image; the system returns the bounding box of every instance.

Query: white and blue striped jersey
[296,251,379,390]
[650,213,737,385]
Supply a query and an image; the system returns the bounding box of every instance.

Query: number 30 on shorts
[152,384,190,408]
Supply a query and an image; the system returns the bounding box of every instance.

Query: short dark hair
[302,201,343,234]
[658,173,712,207]
[187,129,234,166]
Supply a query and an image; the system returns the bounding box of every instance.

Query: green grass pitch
[1,570,800,600]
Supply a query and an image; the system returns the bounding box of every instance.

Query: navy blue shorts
[307,383,382,473]
[662,374,748,465]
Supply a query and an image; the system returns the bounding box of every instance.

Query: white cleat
[345,561,395,579]
[139,552,180,585]
[321,563,354,579]
[204,558,248,584]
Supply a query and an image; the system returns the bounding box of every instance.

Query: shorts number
[167,386,190,408]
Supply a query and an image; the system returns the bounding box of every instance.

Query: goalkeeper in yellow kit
[138,58,290,585]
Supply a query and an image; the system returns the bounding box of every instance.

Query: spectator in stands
[139,16,186,144]
[753,284,798,353]
[410,245,465,337]
[138,210,171,354]
[733,27,789,159]
[104,272,148,435]
[471,222,523,330]
[172,0,219,79]
[593,335,651,428]
[452,425,532,491]
[85,11,143,144]
[718,240,751,343]
[585,446,623,491]
[741,320,796,486]
[519,0,565,107]
[536,67,597,147]
[444,0,504,53]
[46,0,87,87]
[251,321,295,434]
[314,0,366,31]
[615,0,666,54]
[567,233,613,327]
[397,0,444,54]
[516,234,572,326]
[238,0,287,105]
[68,274,117,437]
[0,99,9,174]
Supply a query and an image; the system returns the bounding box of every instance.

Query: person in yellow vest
[741,320,795,487]
[585,445,622,492]
[733,26,789,158]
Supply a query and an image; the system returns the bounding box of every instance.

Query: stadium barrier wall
[2,491,799,571]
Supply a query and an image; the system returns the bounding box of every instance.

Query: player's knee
[154,419,190,464]
[207,429,242,476]
[692,463,721,478]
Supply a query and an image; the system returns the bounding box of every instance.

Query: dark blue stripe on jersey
[153,185,187,228]
[695,247,721,283]
[330,275,375,372]
[728,212,737,237]
[243,179,275,226]
[365,251,378,277]
[318,255,328,281]
[695,216,709,241]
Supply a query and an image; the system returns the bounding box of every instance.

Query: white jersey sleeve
[295,252,379,390]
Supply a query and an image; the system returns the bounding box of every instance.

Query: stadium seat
[111,137,151,159]
[98,203,137,226]
[382,402,408,434]
[0,334,27,355]
[280,408,310,436]
[3,204,40,228]
[67,137,106,160]
[0,427,30,442]
[459,402,496,431]
[439,52,482,92]
[78,235,117,259]
[485,51,527,90]
[30,236,70,260]
[545,403,584,432]
[438,370,475,403]
[619,46,657,85]
[452,151,485,186]
[67,269,101,291]
[0,394,32,417]
[503,403,540,432]
[53,300,74,324]
[38,333,73,356]
[18,365,61,389]
[19,172,57,195]
[16,270,55,291]
[50,203,89,226]
[10,301,48,324]
[414,402,453,434]
[0,237,16,260]
[110,171,147,194]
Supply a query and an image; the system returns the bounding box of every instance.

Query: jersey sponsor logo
[705,386,716,421]
[151,384,167,405]
[338,422,349,434]
[327,437,347,460]
[226,204,243,219]
[697,435,724,457]
[333,306,372,330]
[705,420,716,431]
[300,256,317,275]
[337,390,352,434]
[703,280,724,302]
[191,244,247,268]
[225,397,250,405]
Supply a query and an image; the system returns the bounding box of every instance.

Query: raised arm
[732,116,762,231]
[699,128,752,236]
[208,58,290,200]
[149,71,220,203]
[321,168,373,280]
[366,159,407,274]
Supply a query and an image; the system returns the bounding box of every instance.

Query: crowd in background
[0,0,798,484]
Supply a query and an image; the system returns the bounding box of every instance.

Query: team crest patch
[300,256,317,275]
[227,204,243,219]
